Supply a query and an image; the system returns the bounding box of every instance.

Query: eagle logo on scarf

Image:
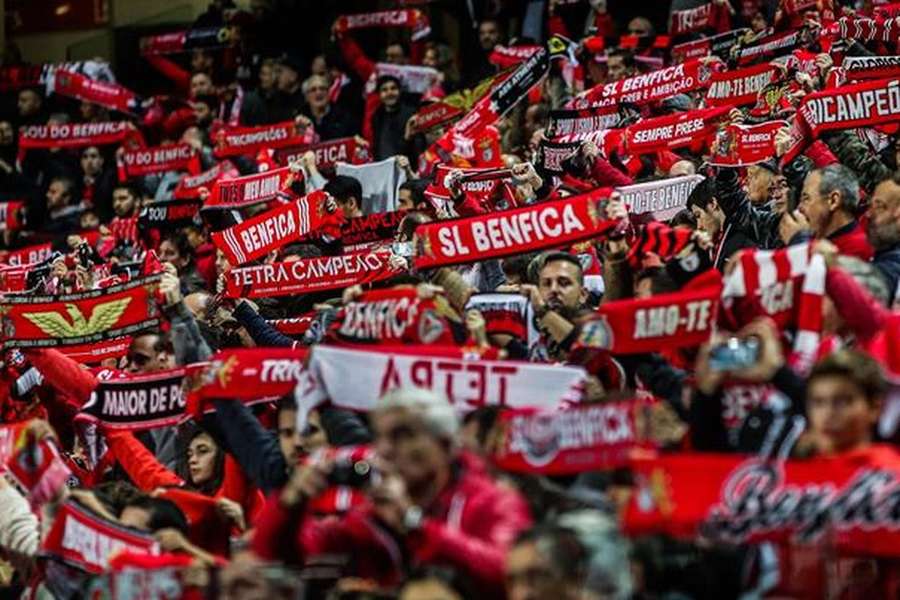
[23,298,131,338]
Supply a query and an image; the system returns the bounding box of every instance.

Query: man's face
[807,375,879,455]
[691,203,722,239]
[259,64,275,90]
[81,147,104,176]
[310,55,327,76]
[191,50,213,73]
[112,188,137,218]
[538,260,585,314]
[0,121,15,145]
[379,81,401,109]
[372,407,448,488]
[866,179,900,251]
[337,197,362,218]
[799,171,833,237]
[479,21,501,51]
[127,335,166,374]
[745,166,774,205]
[159,240,186,268]
[769,175,791,214]
[46,181,70,210]
[277,408,303,465]
[192,101,213,126]
[627,17,652,36]
[385,44,407,65]
[506,541,577,600]
[397,189,414,211]
[304,78,329,110]
[299,408,328,456]
[190,74,214,98]
[606,55,630,82]
[277,65,299,93]
[17,90,41,117]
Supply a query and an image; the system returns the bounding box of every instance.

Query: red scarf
[736,29,803,66]
[576,274,722,354]
[268,316,314,337]
[797,77,900,138]
[140,26,232,55]
[706,63,777,107]
[489,45,541,68]
[273,137,367,170]
[187,348,309,413]
[213,121,304,158]
[414,189,616,269]
[117,143,200,181]
[341,211,406,249]
[18,121,143,160]
[58,338,132,365]
[841,55,900,81]
[225,250,400,299]
[493,402,649,475]
[7,436,72,507]
[212,191,335,265]
[331,288,456,346]
[671,28,750,63]
[547,105,620,138]
[40,500,159,574]
[335,9,431,40]
[53,69,139,115]
[835,15,900,43]
[0,243,53,267]
[172,161,239,200]
[0,274,162,350]
[624,106,731,155]
[77,368,186,431]
[580,58,723,108]
[138,198,202,232]
[709,120,786,167]
[670,1,731,36]
[207,166,297,210]
[425,166,516,213]
[452,47,549,138]
[624,447,900,557]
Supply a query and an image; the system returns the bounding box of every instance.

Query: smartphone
[709,337,760,372]
[391,241,414,258]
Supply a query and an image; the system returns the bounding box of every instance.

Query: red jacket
[830,219,874,262]
[252,452,531,596]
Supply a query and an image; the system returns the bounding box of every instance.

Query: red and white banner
[303,344,586,412]
[493,402,648,474]
[224,250,399,298]
[580,58,723,108]
[18,122,142,157]
[709,120,786,166]
[117,143,200,181]
[53,69,138,115]
[189,347,309,405]
[273,137,367,170]
[0,275,162,349]
[375,62,441,94]
[211,192,330,265]
[414,189,616,269]
[706,63,777,107]
[0,243,53,267]
[334,9,431,41]
[489,45,542,68]
[576,279,721,354]
[671,28,749,63]
[841,55,900,81]
[547,105,620,137]
[615,174,705,222]
[172,160,239,200]
[213,121,301,158]
[624,448,900,557]
[341,210,407,249]
[670,2,715,36]
[624,106,731,155]
[797,78,900,138]
[207,166,295,209]
[40,501,159,574]
[737,29,802,65]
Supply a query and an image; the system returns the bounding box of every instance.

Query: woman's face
[422,48,439,69]
[769,175,791,214]
[187,433,218,486]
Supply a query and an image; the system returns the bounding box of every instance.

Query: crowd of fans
[0,0,899,598]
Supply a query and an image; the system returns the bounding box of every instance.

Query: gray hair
[301,74,328,96]
[836,255,890,306]
[816,164,860,213]
[376,387,460,442]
